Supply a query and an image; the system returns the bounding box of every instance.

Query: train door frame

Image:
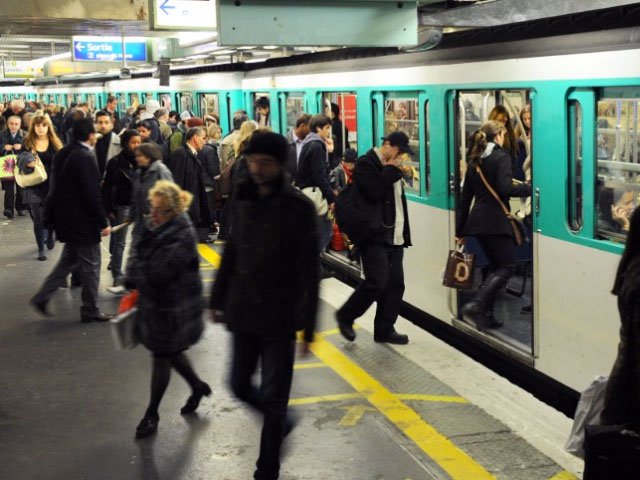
[278,91,306,134]
[448,88,536,362]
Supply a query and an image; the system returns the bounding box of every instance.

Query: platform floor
[0,212,583,479]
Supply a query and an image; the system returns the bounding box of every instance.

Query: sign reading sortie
[71,37,148,63]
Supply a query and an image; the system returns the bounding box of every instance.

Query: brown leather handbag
[476,166,528,246]
[443,246,475,290]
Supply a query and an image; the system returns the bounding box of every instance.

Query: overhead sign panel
[72,36,148,62]
[150,0,216,31]
[1,61,44,79]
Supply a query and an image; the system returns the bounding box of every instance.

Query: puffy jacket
[294,133,335,204]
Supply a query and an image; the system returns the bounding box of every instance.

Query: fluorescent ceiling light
[245,58,267,63]
[178,32,218,47]
[237,46,256,50]
[263,46,279,50]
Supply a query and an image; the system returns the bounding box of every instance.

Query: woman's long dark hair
[489,105,518,159]
[613,206,640,297]
[467,121,505,168]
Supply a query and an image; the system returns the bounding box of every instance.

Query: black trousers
[229,333,295,480]
[2,180,25,213]
[27,201,49,254]
[475,234,516,271]
[337,243,405,335]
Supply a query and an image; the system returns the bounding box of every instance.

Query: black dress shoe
[135,415,159,439]
[81,311,113,323]
[16,210,27,217]
[374,331,409,345]
[37,253,47,261]
[30,297,51,317]
[46,235,55,250]
[337,319,356,342]
[3,209,13,219]
[180,382,212,414]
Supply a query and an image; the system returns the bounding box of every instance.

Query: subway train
[3,27,639,414]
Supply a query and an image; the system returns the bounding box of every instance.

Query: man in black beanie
[210,130,319,480]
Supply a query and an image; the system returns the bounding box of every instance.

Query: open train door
[448,89,536,361]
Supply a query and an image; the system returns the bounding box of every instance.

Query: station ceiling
[0,0,638,75]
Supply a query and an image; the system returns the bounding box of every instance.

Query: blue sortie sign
[73,40,147,62]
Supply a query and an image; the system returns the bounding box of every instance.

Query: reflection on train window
[284,93,305,132]
[145,92,153,102]
[253,92,271,127]
[179,92,193,115]
[117,95,127,113]
[595,97,640,242]
[86,95,95,112]
[66,93,74,106]
[130,93,140,109]
[568,101,583,232]
[199,93,219,120]
[384,94,420,194]
[159,93,173,110]
[322,92,357,155]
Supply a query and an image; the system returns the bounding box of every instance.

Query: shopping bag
[118,289,139,314]
[565,375,607,458]
[0,154,17,180]
[14,154,48,188]
[331,222,346,251]
[442,246,475,290]
[110,307,139,350]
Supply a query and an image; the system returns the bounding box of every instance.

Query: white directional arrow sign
[150,0,216,31]
[75,43,85,52]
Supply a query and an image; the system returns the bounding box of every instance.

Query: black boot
[461,268,510,330]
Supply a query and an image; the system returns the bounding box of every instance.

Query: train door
[450,89,534,356]
[178,92,194,116]
[252,92,271,128]
[158,93,173,110]
[199,93,219,120]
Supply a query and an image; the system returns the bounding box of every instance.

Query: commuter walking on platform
[456,121,531,330]
[127,180,209,439]
[20,113,63,260]
[601,206,640,425]
[1,115,27,218]
[285,113,311,178]
[30,118,112,323]
[170,126,211,242]
[210,131,319,480]
[94,110,121,177]
[102,129,141,293]
[335,132,413,345]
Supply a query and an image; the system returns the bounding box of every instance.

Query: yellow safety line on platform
[289,393,362,406]
[320,326,361,337]
[396,394,469,404]
[198,244,221,268]
[294,362,327,370]
[309,335,496,480]
[548,471,579,480]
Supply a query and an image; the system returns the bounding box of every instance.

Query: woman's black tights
[145,352,203,419]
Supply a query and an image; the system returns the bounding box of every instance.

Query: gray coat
[130,160,174,240]
[128,213,203,355]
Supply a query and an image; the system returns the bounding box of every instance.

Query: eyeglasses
[148,205,172,215]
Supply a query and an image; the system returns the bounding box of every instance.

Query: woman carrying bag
[455,121,531,330]
[126,180,210,439]
[19,113,63,261]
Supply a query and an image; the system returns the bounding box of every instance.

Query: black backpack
[334,182,383,245]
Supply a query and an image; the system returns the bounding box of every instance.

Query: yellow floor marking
[197,244,221,268]
[294,362,327,370]
[289,392,362,406]
[318,325,361,337]
[309,335,496,480]
[339,405,376,426]
[548,471,578,480]
[396,394,469,404]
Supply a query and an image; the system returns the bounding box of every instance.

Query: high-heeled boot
[461,268,510,330]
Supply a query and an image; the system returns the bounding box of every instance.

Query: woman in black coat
[456,121,531,330]
[127,180,210,439]
[602,207,640,425]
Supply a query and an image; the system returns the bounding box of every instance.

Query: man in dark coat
[210,131,319,480]
[170,126,211,241]
[335,131,413,345]
[284,113,310,178]
[30,118,112,323]
[0,115,27,218]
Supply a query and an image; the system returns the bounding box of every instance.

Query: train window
[130,93,140,109]
[145,92,153,102]
[383,94,421,194]
[253,92,271,127]
[86,95,95,112]
[595,97,640,242]
[322,92,357,156]
[568,101,584,232]
[66,94,74,106]
[199,93,219,120]
[284,93,305,132]
[159,93,173,110]
[179,92,193,115]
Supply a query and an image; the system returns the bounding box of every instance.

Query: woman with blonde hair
[126,180,209,439]
[456,120,531,330]
[19,113,64,260]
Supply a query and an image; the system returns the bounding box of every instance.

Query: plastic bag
[565,375,608,458]
[118,289,139,314]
